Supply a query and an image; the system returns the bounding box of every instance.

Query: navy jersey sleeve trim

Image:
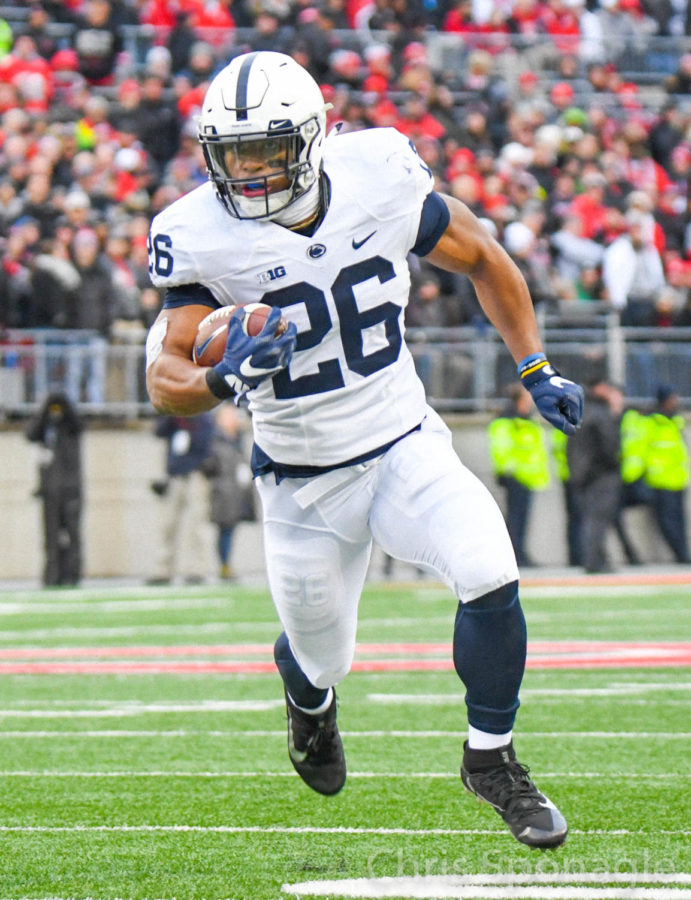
[162,283,220,310]
[411,191,450,257]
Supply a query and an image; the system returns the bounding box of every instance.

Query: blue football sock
[273,631,330,710]
[453,580,526,735]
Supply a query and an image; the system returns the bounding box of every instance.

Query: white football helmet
[198,51,329,220]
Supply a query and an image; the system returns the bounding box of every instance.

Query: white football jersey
[149,127,437,467]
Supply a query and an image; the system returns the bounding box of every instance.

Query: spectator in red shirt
[467,7,511,55]
[539,0,581,56]
[394,94,446,142]
[443,0,475,33]
[362,43,392,94]
[569,170,610,241]
[188,0,234,44]
[546,81,575,122]
[140,0,177,29]
[0,35,53,108]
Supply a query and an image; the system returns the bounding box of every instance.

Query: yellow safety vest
[644,413,689,490]
[621,409,650,484]
[489,417,550,490]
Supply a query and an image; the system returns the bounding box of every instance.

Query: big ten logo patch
[257,265,287,285]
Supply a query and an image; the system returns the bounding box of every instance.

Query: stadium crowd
[0,0,689,352]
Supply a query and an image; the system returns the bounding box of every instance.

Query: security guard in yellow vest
[644,385,689,563]
[621,408,650,488]
[489,385,550,567]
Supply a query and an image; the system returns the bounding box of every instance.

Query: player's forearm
[146,355,220,415]
[428,196,543,364]
[470,250,544,364]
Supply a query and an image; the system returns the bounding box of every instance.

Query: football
[192,303,287,367]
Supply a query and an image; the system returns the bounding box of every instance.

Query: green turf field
[0,580,688,900]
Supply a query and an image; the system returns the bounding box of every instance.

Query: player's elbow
[146,366,175,415]
[146,359,219,416]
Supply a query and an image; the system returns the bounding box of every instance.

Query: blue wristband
[517,352,547,378]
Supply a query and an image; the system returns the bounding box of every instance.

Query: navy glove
[519,353,584,436]
[207,306,297,400]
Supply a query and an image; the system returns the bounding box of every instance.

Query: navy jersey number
[148,233,174,277]
[265,255,401,399]
[267,281,344,399]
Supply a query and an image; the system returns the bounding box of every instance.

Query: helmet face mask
[198,52,327,220]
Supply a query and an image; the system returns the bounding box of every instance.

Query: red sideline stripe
[0,645,690,674]
[0,641,688,659]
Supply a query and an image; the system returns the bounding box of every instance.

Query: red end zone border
[3,569,690,673]
[0,640,688,674]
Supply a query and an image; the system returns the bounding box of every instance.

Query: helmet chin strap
[271,180,321,228]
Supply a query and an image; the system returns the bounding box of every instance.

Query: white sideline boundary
[281,872,691,900]
[1,874,691,900]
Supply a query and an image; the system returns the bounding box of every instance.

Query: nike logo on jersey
[352,231,376,250]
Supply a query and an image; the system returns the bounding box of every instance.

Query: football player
[145,51,584,849]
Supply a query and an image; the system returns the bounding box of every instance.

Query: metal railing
[0,330,149,419]
[2,317,690,418]
[0,7,688,96]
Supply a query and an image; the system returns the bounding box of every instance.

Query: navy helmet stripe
[235,51,260,120]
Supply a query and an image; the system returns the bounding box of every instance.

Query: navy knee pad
[453,581,526,734]
[273,631,329,709]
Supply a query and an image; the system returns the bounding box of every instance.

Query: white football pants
[255,407,518,689]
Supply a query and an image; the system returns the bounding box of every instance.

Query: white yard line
[0,624,235,641]
[282,887,691,899]
[0,598,231,616]
[0,700,284,717]
[1,891,690,900]
[2,686,688,708]
[0,729,688,738]
[0,730,228,737]
[281,872,691,899]
[0,825,687,836]
[336,874,691,885]
[368,686,691,703]
[0,891,689,900]
[0,770,686,779]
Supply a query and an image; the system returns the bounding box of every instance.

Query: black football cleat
[461,741,568,849]
[284,689,346,796]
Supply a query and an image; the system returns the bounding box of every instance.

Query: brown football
[192,303,287,367]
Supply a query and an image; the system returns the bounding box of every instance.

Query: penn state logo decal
[307,243,327,259]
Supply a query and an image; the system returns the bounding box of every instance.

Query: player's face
[223,138,291,196]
